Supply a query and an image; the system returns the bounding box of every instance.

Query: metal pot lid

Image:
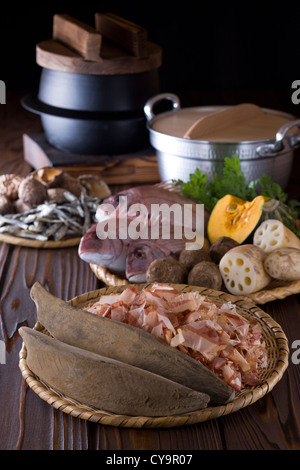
[145,94,294,143]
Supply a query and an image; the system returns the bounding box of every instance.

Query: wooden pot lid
[36,13,163,76]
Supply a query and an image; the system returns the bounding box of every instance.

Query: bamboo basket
[19,284,289,428]
[90,263,300,305]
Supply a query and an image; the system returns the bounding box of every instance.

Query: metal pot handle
[144,93,181,121]
[256,119,300,156]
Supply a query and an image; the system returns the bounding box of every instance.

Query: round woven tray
[0,232,81,248]
[19,284,289,428]
[90,264,300,304]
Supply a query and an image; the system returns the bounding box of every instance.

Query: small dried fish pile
[0,191,101,242]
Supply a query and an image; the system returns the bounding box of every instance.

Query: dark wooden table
[1,91,300,452]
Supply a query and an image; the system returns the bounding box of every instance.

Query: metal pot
[38,67,160,113]
[22,93,148,155]
[144,93,300,188]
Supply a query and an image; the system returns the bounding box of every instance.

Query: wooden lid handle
[184,103,264,140]
[95,12,148,58]
[53,14,102,62]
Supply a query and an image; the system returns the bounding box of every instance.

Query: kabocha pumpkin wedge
[207,194,268,244]
[30,282,235,405]
[19,327,210,417]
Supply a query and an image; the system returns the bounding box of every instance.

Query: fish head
[78,224,127,273]
[125,242,168,283]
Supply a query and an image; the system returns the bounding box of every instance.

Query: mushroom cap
[18,175,48,208]
[33,167,64,188]
[0,174,24,200]
[0,195,15,215]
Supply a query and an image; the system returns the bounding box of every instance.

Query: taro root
[78,174,111,199]
[18,175,48,208]
[209,236,239,264]
[0,195,15,215]
[0,174,24,200]
[146,257,187,284]
[59,173,83,197]
[33,167,64,188]
[188,261,222,290]
[179,247,211,271]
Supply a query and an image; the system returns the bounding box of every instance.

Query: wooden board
[23,133,160,184]
[94,12,148,58]
[36,39,162,75]
[53,14,102,62]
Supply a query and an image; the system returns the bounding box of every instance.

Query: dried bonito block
[219,244,271,295]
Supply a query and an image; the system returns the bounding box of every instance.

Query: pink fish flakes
[84,283,268,392]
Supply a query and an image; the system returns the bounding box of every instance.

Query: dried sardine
[0,193,105,242]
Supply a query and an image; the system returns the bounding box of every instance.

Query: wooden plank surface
[0,92,300,450]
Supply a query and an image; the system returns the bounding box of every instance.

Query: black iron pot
[38,67,160,113]
[22,93,149,155]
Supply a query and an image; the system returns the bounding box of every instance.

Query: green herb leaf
[177,155,294,212]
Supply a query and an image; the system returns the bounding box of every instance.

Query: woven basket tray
[90,264,300,305]
[19,284,289,428]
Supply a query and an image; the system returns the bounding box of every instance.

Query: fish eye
[134,248,145,259]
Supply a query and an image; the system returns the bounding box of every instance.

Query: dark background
[0,0,300,114]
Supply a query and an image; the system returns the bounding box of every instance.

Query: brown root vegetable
[78,174,111,199]
[0,174,24,200]
[0,195,15,215]
[209,236,240,264]
[146,257,187,284]
[18,175,48,208]
[33,167,64,188]
[59,173,83,197]
[264,247,300,281]
[188,261,223,290]
[179,247,211,271]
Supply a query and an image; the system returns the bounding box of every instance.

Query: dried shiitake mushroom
[59,173,83,197]
[78,174,111,199]
[188,261,223,290]
[33,167,64,188]
[146,257,187,284]
[47,188,69,203]
[0,195,15,215]
[18,175,48,208]
[14,199,32,213]
[0,174,24,200]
